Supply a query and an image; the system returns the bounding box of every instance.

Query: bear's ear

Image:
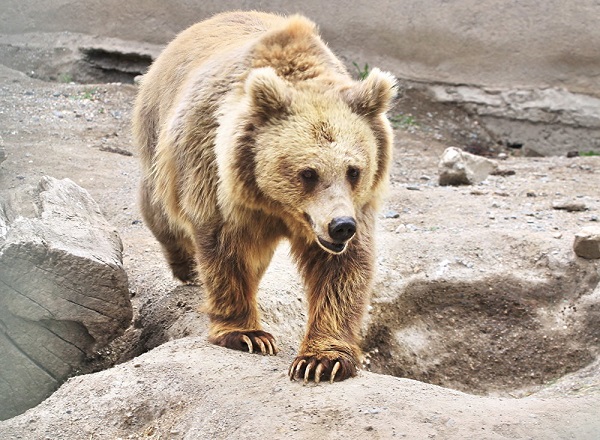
[245,67,291,117]
[343,68,398,117]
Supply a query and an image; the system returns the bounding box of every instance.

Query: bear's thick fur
[133,11,396,383]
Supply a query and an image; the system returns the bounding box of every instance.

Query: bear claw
[241,334,254,353]
[213,330,278,355]
[289,355,355,384]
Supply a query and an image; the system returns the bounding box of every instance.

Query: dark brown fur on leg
[139,180,197,283]
[289,212,375,383]
[197,216,284,354]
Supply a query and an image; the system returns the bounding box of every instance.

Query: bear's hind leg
[196,220,282,355]
[140,180,197,283]
[160,236,196,283]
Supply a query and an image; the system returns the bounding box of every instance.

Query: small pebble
[552,200,587,212]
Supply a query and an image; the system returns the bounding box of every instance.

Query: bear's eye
[347,167,361,184]
[299,168,318,192]
[300,168,318,182]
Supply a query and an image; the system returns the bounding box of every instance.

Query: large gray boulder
[0,176,131,420]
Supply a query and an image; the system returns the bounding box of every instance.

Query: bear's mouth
[317,237,347,254]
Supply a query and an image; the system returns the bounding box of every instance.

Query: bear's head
[217,67,397,254]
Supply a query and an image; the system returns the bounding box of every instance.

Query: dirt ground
[1,56,600,438]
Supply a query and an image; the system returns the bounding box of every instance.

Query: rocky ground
[0,60,599,438]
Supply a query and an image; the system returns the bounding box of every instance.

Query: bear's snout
[314,216,357,254]
[328,216,356,243]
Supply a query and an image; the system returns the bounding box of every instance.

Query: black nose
[328,216,357,242]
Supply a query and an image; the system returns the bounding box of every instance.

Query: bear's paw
[289,352,358,384]
[212,330,278,356]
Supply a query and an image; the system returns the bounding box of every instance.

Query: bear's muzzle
[314,216,356,254]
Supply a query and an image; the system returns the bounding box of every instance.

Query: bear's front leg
[289,226,374,383]
[195,221,281,355]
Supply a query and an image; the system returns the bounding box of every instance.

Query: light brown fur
[132,11,396,382]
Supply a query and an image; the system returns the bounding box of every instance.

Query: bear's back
[161,11,287,69]
[133,11,323,164]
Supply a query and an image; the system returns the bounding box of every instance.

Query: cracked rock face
[430,85,600,156]
[0,176,131,420]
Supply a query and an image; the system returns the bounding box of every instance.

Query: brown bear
[132,11,396,383]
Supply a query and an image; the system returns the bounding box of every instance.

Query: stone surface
[574,227,600,259]
[430,85,600,156]
[0,32,160,84]
[438,147,498,186]
[431,86,600,129]
[1,338,600,440]
[0,176,131,420]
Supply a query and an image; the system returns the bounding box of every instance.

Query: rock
[490,168,516,177]
[0,176,131,420]
[431,86,600,129]
[0,338,599,439]
[574,227,600,259]
[552,199,587,212]
[438,147,498,186]
[430,86,600,156]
